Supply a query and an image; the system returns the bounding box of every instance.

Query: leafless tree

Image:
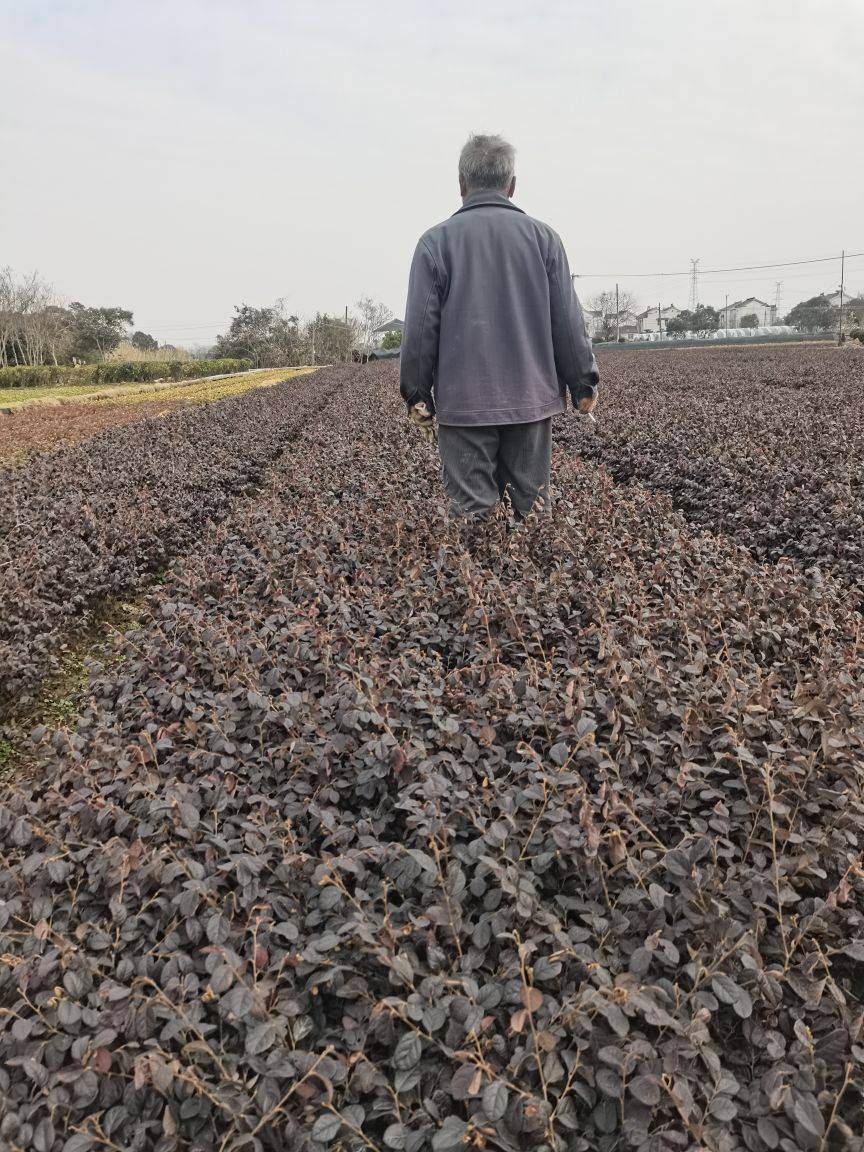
[587,289,638,341]
[23,280,67,365]
[354,297,393,351]
[0,268,16,368]
[0,268,69,366]
[35,305,72,365]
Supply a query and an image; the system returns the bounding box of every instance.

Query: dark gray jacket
[399,191,599,426]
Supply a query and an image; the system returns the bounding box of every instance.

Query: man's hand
[409,401,436,443]
[410,401,433,424]
[578,395,597,415]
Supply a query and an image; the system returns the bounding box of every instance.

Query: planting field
[1,349,863,1152]
[568,345,864,591]
[0,368,314,466]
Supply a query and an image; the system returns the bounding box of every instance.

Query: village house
[719,297,777,327]
[584,308,640,340]
[823,290,864,327]
[823,290,853,308]
[637,304,682,334]
[616,310,641,338]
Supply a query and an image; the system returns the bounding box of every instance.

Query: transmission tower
[689,258,700,310]
[774,281,783,320]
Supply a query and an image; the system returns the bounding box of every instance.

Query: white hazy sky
[2,0,862,344]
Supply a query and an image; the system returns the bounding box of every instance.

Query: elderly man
[399,133,599,520]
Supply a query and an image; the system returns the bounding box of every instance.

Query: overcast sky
[2,0,862,343]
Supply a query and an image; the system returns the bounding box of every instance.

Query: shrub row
[0,365,331,715]
[97,357,253,384]
[572,344,864,591]
[1,364,863,1150]
[0,364,97,389]
[0,358,253,390]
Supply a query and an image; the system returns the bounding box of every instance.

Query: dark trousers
[437,418,552,519]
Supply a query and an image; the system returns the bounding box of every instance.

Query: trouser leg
[497,418,553,519]
[437,424,501,518]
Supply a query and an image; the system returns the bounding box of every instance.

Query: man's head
[458,134,516,200]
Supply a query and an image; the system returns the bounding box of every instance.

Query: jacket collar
[454,190,525,215]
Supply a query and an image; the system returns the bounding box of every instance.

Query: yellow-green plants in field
[0,365,314,409]
[134,368,317,410]
[0,383,103,405]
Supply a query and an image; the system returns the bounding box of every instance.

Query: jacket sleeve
[399,238,441,414]
[547,236,600,407]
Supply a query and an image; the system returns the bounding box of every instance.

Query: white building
[823,290,858,308]
[584,308,640,340]
[637,304,682,334]
[616,310,641,338]
[824,291,863,326]
[719,297,777,327]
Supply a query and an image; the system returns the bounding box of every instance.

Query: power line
[144,321,227,330]
[146,315,360,332]
[698,265,860,284]
[574,250,864,279]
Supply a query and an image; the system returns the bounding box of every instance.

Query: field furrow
[0,367,333,715]
[573,345,864,591]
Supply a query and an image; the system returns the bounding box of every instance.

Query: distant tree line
[784,294,864,332]
[0,268,168,368]
[663,299,864,335]
[3,267,399,370]
[213,296,394,367]
[666,305,721,335]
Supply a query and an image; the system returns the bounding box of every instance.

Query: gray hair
[458,133,516,191]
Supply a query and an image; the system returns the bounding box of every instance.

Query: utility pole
[774,281,782,323]
[657,301,662,335]
[615,282,620,342]
[839,250,846,342]
[310,321,316,365]
[725,294,729,329]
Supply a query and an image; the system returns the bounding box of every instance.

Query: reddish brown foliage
[1,361,863,1151]
[0,370,335,714]
[0,402,184,465]
[573,344,864,589]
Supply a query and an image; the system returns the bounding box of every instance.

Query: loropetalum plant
[0,370,336,716]
[1,360,863,1151]
[0,399,188,466]
[565,344,864,590]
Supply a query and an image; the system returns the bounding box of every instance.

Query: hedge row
[0,365,96,389]
[0,366,335,714]
[0,358,253,390]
